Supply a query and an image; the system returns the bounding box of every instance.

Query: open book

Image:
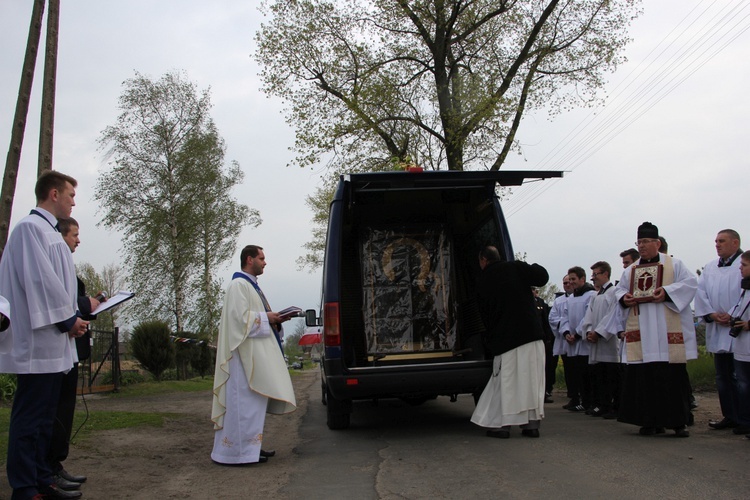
[91,291,135,315]
[278,306,304,319]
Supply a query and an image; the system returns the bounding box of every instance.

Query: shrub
[192,341,214,378]
[0,374,16,401]
[129,320,175,381]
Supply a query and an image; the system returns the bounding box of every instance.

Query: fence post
[113,326,121,393]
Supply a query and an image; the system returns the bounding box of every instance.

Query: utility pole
[0,0,46,257]
[39,0,60,175]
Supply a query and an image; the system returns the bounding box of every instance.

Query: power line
[504,0,750,218]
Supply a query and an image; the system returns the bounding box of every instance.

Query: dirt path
[0,370,318,499]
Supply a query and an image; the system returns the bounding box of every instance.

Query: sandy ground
[0,370,318,499]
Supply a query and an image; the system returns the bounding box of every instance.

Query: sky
[1,0,749,327]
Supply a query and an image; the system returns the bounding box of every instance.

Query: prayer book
[91,291,136,315]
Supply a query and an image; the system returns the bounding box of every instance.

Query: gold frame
[629,263,663,303]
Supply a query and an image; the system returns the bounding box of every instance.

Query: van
[306,170,561,429]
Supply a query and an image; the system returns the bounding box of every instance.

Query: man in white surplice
[581,261,620,417]
[211,245,296,465]
[0,171,89,500]
[694,229,743,431]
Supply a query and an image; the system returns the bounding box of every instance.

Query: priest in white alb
[211,245,296,465]
[614,222,697,437]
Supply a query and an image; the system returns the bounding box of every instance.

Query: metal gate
[78,327,121,394]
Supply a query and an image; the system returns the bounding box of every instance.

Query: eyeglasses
[635,239,658,246]
[591,271,606,277]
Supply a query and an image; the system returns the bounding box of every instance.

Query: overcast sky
[1,1,749,324]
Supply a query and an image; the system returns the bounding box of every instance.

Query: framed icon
[629,263,663,303]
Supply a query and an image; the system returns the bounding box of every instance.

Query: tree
[130,320,175,382]
[95,71,255,332]
[77,262,116,333]
[257,0,640,269]
[178,127,261,340]
[256,0,639,172]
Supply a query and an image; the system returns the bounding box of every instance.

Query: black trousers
[8,372,63,500]
[566,355,593,407]
[48,363,79,472]
[544,340,557,394]
[590,362,621,411]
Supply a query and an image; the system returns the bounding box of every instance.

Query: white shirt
[560,287,596,356]
[694,255,742,353]
[0,208,78,373]
[581,283,620,363]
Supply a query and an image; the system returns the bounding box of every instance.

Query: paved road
[281,373,750,499]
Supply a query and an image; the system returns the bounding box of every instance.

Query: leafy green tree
[257,0,640,269]
[130,320,175,381]
[257,0,638,172]
[95,71,255,332]
[178,127,261,340]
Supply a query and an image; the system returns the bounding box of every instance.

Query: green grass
[105,376,214,398]
[553,349,717,391]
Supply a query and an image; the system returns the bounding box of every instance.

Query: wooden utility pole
[0,0,46,257]
[39,0,60,175]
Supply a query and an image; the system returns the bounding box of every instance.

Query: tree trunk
[39,0,60,176]
[0,0,46,258]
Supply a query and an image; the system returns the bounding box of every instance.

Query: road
[282,372,750,499]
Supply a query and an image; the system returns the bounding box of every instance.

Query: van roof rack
[343,170,563,190]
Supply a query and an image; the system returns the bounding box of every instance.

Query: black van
[306,169,561,429]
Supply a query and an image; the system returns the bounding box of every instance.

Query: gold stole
[624,254,685,363]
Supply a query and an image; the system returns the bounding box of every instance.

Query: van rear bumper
[323,358,492,401]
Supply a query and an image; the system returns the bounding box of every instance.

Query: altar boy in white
[211,245,296,465]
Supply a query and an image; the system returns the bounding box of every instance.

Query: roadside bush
[130,320,175,381]
[174,331,199,380]
[120,371,147,386]
[192,341,214,378]
[0,374,16,401]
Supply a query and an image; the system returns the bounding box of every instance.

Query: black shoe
[732,426,750,435]
[601,411,618,420]
[568,404,586,412]
[486,429,510,439]
[39,484,83,499]
[708,417,737,430]
[593,408,609,417]
[673,426,690,438]
[562,400,579,410]
[212,455,268,466]
[260,449,276,458]
[638,426,665,436]
[58,469,87,484]
[52,474,81,491]
[521,429,540,438]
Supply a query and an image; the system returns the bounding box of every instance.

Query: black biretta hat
[637,221,659,239]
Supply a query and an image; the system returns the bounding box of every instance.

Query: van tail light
[323,302,341,347]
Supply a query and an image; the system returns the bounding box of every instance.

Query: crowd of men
[544,222,750,439]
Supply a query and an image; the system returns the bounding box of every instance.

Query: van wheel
[326,387,351,430]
